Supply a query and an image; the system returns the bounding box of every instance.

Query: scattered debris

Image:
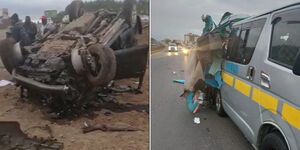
[110,84,143,94]
[24,124,54,139]
[173,79,185,84]
[193,117,201,124]
[0,80,14,87]
[82,122,142,133]
[0,121,63,150]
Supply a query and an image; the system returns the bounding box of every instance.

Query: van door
[221,18,266,142]
[259,8,300,146]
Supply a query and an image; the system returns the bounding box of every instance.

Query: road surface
[151,50,253,150]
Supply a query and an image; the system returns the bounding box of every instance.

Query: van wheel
[260,131,288,150]
[215,91,227,117]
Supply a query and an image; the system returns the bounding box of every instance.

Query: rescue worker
[23,16,37,43]
[8,13,31,46]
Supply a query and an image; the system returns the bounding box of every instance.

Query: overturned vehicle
[0,0,148,117]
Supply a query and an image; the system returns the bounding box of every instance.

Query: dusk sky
[151,0,299,40]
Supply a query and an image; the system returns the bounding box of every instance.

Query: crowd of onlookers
[7,13,54,46]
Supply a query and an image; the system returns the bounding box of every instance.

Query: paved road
[151,50,253,150]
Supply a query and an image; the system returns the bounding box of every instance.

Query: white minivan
[215,3,300,150]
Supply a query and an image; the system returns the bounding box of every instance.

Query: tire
[66,0,84,22]
[215,90,227,117]
[86,44,116,86]
[0,38,24,74]
[260,132,288,150]
[122,0,137,27]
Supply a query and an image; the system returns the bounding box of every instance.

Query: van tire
[215,91,227,117]
[260,131,288,150]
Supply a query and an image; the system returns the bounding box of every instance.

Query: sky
[151,0,300,40]
[0,0,87,21]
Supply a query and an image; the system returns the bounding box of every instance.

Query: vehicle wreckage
[0,0,148,117]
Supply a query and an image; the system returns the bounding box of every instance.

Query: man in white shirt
[37,16,54,39]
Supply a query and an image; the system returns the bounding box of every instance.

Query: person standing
[37,16,54,39]
[201,14,214,35]
[23,16,37,43]
[9,13,30,46]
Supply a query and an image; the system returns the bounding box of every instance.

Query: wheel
[0,38,24,74]
[260,131,288,150]
[66,0,84,22]
[215,90,227,117]
[85,44,116,86]
[121,0,137,27]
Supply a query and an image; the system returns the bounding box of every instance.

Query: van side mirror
[293,54,300,75]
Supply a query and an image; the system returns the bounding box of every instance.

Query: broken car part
[0,121,63,150]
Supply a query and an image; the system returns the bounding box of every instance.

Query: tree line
[83,0,149,15]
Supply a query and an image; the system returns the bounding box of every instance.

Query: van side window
[226,26,240,60]
[227,19,266,64]
[269,9,300,69]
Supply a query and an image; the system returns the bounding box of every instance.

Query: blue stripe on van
[225,62,239,74]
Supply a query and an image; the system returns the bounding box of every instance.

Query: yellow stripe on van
[222,72,234,86]
[252,88,261,104]
[234,79,251,97]
[260,92,278,114]
[251,88,278,114]
[282,104,300,130]
[221,71,279,116]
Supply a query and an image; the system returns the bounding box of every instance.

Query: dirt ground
[0,26,149,150]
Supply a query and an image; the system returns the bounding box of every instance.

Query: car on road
[216,3,300,150]
[168,43,178,52]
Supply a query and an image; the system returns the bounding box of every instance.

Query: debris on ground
[0,121,63,150]
[173,79,185,84]
[0,70,149,150]
[0,80,14,87]
[82,122,142,133]
[193,117,201,124]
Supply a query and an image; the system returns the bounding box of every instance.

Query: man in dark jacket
[9,13,31,46]
[23,16,37,43]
